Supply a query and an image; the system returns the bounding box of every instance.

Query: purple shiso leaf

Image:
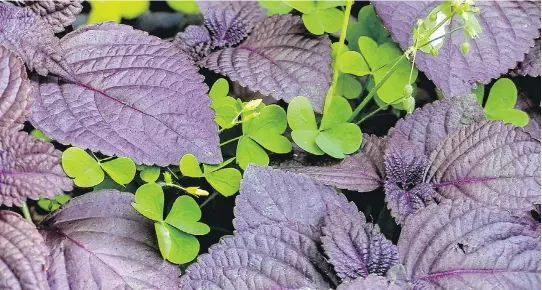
[282,134,386,193]
[0,4,72,79]
[516,92,541,141]
[180,222,330,290]
[0,45,32,132]
[384,135,436,224]
[200,14,332,113]
[198,1,266,48]
[336,274,408,290]
[173,25,212,62]
[513,38,541,77]
[30,22,221,166]
[234,164,357,231]
[22,0,83,33]
[398,200,541,289]
[389,94,484,156]
[321,205,399,281]
[426,120,540,212]
[39,190,180,289]
[0,129,72,207]
[0,211,49,290]
[373,1,540,97]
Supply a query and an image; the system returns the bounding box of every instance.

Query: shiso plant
[0,0,540,289]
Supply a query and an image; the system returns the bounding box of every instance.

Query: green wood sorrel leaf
[346,4,391,50]
[258,0,292,16]
[288,96,362,158]
[473,82,485,105]
[62,147,104,187]
[302,8,343,35]
[484,78,529,127]
[237,105,292,169]
[282,0,316,14]
[155,222,199,264]
[30,129,51,142]
[337,74,363,99]
[180,154,241,196]
[37,194,71,212]
[165,195,210,235]
[209,78,243,129]
[100,157,136,186]
[179,154,204,177]
[131,183,164,222]
[139,166,161,183]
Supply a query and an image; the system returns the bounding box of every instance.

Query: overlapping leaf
[180,222,330,290]
[201,14,332,112]
[0,4,72,78]
[373,1,541,97]
[173,25,212,62]
[282,134,386,193]
[30,22,221,166]
[426,120,540,212]
[0,211,49,290]
[399,200,541,289]
[321,205,399,281]
[0,130,72,206]
[336,275,407,290]
[517,92,541,140]
[40,190,180,289]
[0,46,32,131]
[22,0,83,33]
[235,164,357,231]
[513,38,541,77]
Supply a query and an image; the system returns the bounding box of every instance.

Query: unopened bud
[461,42,470,55]
[430,47,438,56]
[403,84,414,98]
[416,19,424,27]
[185,187,209,196]
[402,97,415,114]
[163,172,172,184]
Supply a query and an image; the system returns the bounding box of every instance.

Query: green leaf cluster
[346,5,391,49]
[132,183,208,264]
[87,0,149,24]
[258,0,292,15]
[37,194,71,212]
[62,147,136,187]
[337,36,418,105]
[209,78,243,130]
[280,0,345,35]
[476,79,529,127]
[180,154,241,197]
[288,96,362,158]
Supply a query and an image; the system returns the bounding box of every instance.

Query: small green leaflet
[282,0,344,35]
[209,78,243,129]
[62,147,136,187]
[258,0,292,15]
[30,129,52,142]
[180,154,241,196]
[288,96,362,158]
[132,184,209,264]
[346,4,391,49]
[139,166,161,183]
[482,78,529,127]
[37,194,71,212]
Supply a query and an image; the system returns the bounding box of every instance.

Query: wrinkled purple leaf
[199,1,265,48]
[374,1,541,97]
[516,92,541,140]
[0,211,49,290]
[321,205,399,281]
[0,4,72,78]
[180,222,330,290]
[235,164,357,231]
[389,95,484,156]
[282,134,386,193]
[384,135,436,224]
[513,38,541,77]
[22,0,83,33]
[426,120,540,212]
[0,45,32,131]
[0,129,72,207]
[336,275,407,290]
[399,200,541,289]
[201,14,332,113]
[173,25,212,62]
[40,190,180,289]
[30,22,221,166]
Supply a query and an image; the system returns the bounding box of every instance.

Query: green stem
[356,95,405,125]
[99,156,114,162]
[21,202,32,223]
[200,191,219,208]
[159,182,186,191]
[167,167,179,180]
[219,135,242,147]
[418,26,465,49]
[348,54,407,122]
[324,0,353,113]
[422,9,456,43]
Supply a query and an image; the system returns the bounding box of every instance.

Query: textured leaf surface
[235,165,357,231]
[30,22,221,166]
[40,190,180,289]
[201,14,332,112]
[173,25,212,62]
[180,222,330,290]
[426,120,540,212]
[517,92,541,141]
[0,211,49,290]
[23,0,83,33]
[282,134,386,193]
[322,205,399,281]
[513,38,541,77]
[199,1,265,48]
[0,4,71,78]
[384,136,436,224]
[0,130,72,206]
[336,275,407,290]
[0,45,32,131]
[399,200,541,289]
[374,1,541,96]
[389,95,484,156]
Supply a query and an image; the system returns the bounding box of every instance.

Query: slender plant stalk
[200,191,219,208]
[219,135,242,147]
[324,0,353,113]
[21,202,32,223]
